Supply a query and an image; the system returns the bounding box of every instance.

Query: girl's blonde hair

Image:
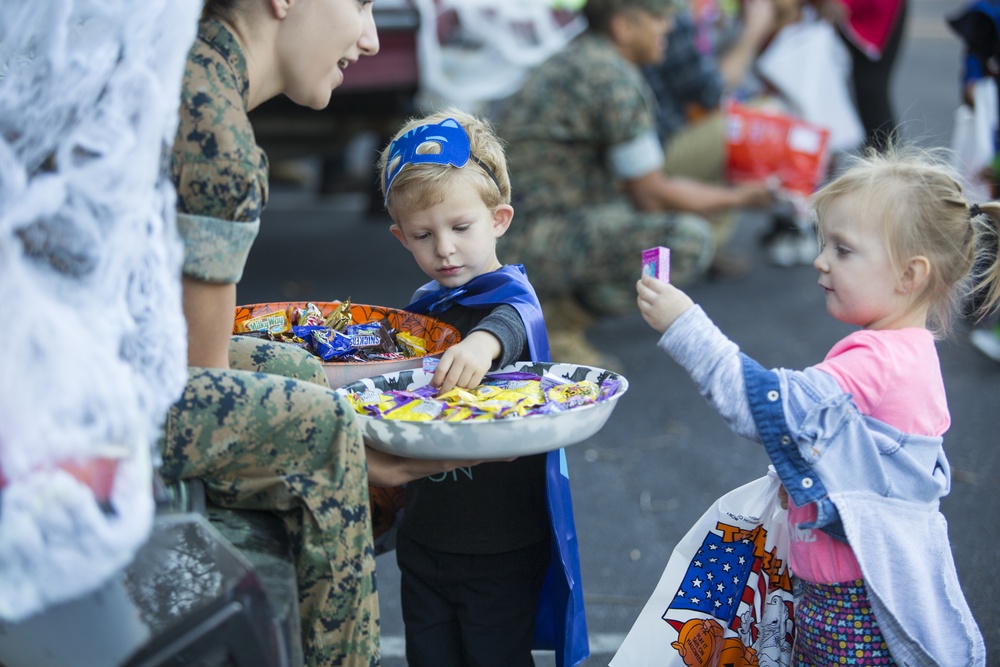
[811,144,1000,337]
[377,108,511,219]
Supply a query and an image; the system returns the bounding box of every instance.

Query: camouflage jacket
[171,19,267,284]
[499,32,661,216]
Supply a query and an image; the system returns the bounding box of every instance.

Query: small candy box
[642,246,671,283]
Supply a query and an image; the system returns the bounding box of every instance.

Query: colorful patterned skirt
[794,579,896,666]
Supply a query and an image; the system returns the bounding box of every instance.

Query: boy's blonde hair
[377,108,511,219]
[811,143,1000,337]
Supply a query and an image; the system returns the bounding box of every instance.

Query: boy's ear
[899,255,930,295]
[389,223,409,248]
[492,205,514,237]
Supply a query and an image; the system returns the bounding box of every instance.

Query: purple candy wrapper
[642,246,670,283]
[484,372,541,383]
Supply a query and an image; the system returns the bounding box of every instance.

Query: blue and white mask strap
[383,117,500,205]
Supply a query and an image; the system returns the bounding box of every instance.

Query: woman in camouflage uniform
[162,1,461,665]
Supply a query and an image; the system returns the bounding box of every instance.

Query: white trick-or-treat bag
[611,468,795,667]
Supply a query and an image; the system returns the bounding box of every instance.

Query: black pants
[397,533,551,667]
[842,0,908,152]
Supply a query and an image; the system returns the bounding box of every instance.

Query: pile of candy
[346,370,622,423]
[234,300,426,363]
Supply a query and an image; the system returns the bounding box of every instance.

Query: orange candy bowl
[234,301,461,388]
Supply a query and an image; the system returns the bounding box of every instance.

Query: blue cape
[406,264,589,667]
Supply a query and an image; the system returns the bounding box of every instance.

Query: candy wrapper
[237,300,416,364]
[294,302,326,327]
[336,361,630,459]
[397,331,427,357]
[234,301,463,388]
[234,309,291,336]
[642,246,670,283]
[324,299,353,331]
[349,372,611,423]
[345,320,399,355]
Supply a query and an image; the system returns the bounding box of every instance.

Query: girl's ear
[390,223,409,248]
[492,205,514,238]
[900,255,930,295]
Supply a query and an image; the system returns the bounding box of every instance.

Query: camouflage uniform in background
[160,19,379,667]
[497,32,714,316]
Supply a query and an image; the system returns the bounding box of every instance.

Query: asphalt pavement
[239,1,998,663]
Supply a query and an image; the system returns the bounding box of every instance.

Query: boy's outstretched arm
[636,275,696,333]
[431,331,501,393]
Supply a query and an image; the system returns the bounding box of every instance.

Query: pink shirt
[788,328,949,583]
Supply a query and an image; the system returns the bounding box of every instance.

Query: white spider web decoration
[0,0,199,621]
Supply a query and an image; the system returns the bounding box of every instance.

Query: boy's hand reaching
[636,275,695,333]
[431,331,501,393]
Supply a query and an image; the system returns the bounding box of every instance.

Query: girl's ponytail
[968,200,1000,321]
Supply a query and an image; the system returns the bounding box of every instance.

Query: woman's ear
[607,11,634,47]
[269,0,293,20]
[900,255,930,295]
[492,204,514,237]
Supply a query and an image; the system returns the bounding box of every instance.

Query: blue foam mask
[383,118,472,204]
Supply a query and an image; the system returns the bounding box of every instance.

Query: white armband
[607,130,664,180]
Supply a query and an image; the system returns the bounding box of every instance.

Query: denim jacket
[659,307,986,667]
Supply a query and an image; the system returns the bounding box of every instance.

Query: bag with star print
[611,468,795,667]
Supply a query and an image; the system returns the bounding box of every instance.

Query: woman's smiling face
[276,0,380,110]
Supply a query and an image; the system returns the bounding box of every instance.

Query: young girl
[636,146,993,666]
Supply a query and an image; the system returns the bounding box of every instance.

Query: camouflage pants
[159,336,379,667]
[500,202,714,315]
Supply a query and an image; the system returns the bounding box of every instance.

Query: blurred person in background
[949,0,1000,362]
[641,0,789,275]
[812,0,908,153]
[497,0,772,369]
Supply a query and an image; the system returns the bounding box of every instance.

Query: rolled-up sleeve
[172,140,266,283]
[176,212,259,283]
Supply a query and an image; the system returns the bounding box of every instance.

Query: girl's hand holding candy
[636,275,695,334]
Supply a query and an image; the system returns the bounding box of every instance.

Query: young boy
[377,109,588,667]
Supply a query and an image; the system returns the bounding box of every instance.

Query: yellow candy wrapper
[234,309,291,335]
[324,299,353,331]
[345,371,619,424]
[382,398,446,422]
[396,331,427,357]
[546,380,600,410]
[347,389,398,416]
